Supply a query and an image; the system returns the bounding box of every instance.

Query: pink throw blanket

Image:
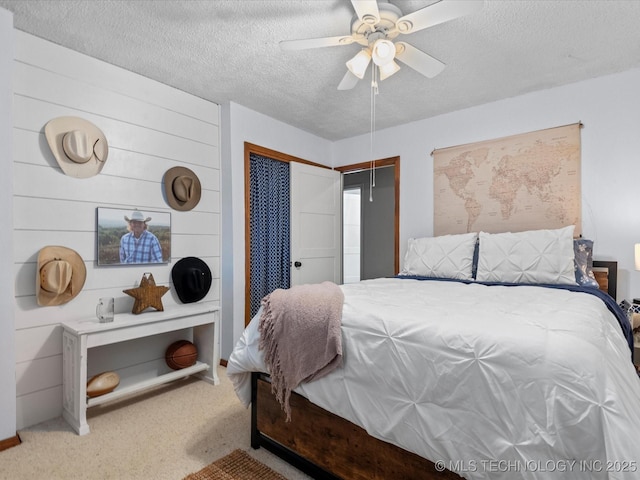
[258,281,344,421]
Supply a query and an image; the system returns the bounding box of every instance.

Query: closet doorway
[337,157,400,282]
[244,143,341,326]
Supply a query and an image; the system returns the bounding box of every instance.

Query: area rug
[183,449,288,480]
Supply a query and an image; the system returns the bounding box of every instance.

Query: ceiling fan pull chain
[369,66,377,203]
[372,71,376,189]
[369,74,374,202]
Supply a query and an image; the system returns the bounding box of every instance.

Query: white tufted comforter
[227,277,640,480]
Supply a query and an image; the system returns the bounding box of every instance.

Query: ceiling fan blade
[338,70,360,90]
[280,35,355,51]
[396,0,483,34]
[351,0,380,25]
[394,42,446,78]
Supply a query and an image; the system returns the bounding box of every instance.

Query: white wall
[0,7,16,443]
[13,32,220,429]
[221,102,333,359]
[333,68,640,302]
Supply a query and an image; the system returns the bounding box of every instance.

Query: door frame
[243,142,331,326]
[335,156,400,275]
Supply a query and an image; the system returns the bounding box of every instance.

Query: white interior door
[290,162,342,286]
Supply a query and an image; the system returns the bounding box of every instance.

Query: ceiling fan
[280,0,483,90]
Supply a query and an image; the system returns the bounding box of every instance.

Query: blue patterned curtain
[249,154,290,318]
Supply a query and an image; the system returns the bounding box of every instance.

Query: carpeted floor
[0,366,312,480]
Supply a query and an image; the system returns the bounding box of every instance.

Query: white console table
[62,303,220,435]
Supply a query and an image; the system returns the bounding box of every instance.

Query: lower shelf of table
[87,361,210,407]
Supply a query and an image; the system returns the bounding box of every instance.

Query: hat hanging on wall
[171,257,212,304]
[163,166,201,211]
[36,246,87,306]
[44,116,109,178]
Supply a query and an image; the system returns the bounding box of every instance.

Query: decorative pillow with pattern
[400,232,478,280]
[476,226,577,285]
[574,238,600,288]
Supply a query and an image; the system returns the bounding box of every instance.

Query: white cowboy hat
[163,166,201,211]
[124,209,152,223]
[36,246,87,306]
[44,116,109,178]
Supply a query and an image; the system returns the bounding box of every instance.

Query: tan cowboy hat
[163,166,201,211]
[124,209,152,224]
[44,116,109,178]
[36,246,87,306]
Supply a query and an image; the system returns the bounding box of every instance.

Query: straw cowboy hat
[44,116,109,178]
[171,257,212,303]
[124,209,152,224]
[163,167,201,211]
[36,246,87,306]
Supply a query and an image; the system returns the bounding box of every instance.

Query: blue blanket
[396,275,634,361]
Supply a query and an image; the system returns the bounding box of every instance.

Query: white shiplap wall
[13,32,221,430]
[0,8,16,442]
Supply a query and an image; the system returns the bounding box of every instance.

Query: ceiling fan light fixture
[378,60,401,80]
[371,39,396,66]
[346,49,372,79]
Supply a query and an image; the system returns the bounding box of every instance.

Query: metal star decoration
[123,273,170,314]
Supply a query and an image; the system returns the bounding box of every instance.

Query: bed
[228,227,640,479]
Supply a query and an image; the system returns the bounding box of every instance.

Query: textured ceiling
[1,0,640,140]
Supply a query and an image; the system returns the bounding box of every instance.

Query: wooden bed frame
[251,372,461,479]
[250,263,618,480]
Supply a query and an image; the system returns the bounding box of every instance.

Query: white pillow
[401,232,478,280]
[476,226,577,285]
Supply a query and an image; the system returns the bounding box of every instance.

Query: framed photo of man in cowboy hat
[97,207,171,265]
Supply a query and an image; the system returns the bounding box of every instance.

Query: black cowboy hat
[171,257,212,304]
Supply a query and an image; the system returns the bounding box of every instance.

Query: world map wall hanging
[432,123,581,236]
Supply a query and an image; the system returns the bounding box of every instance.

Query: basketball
[165,340,198,370]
